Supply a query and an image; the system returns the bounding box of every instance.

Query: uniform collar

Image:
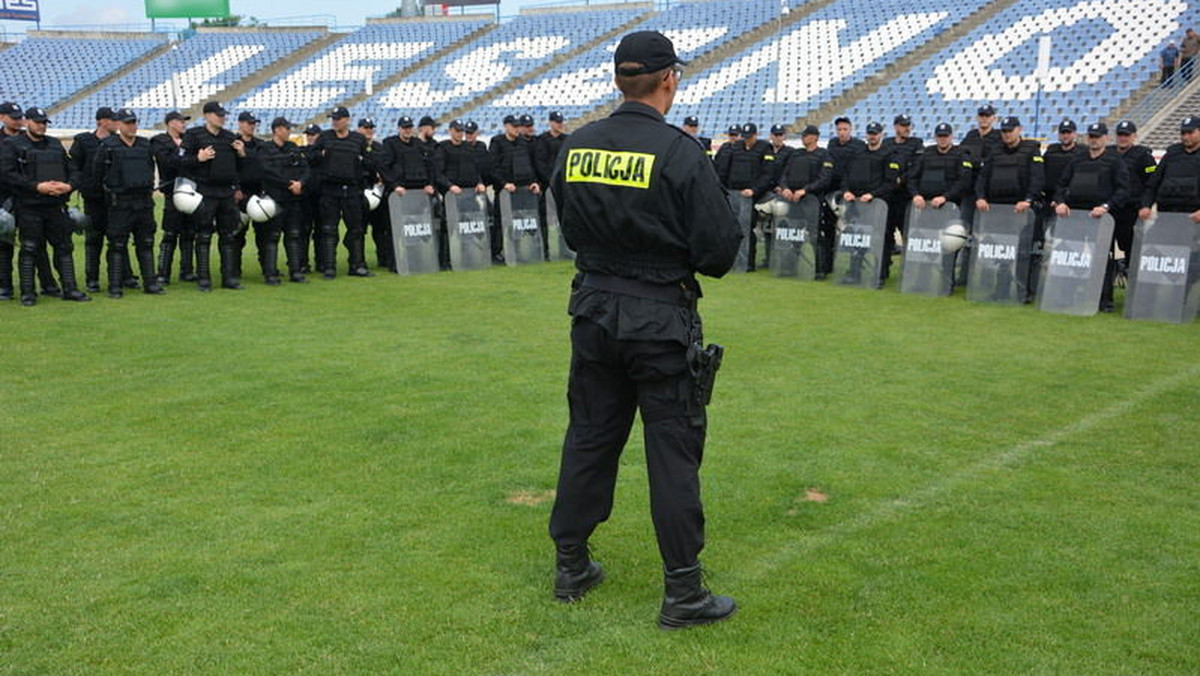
[612,101,665,123]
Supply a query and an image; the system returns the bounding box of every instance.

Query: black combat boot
[179,236,198,282]
[347,236,374,277]
[18,248,36,306]
[37,247,61,297]
[107,247,125,298]
[553,543,604,603]
[157,236,176,286]
[261,240,281,285]
[57,253,91,302]
[321,235,338,280]
[122,244,140,289]
[84,238,102,292]
[658,564,736,630]
[195,236,212,291]
[285,235,307,283]
[139,246,164,294]
[0,242,13,300]
[219,244,243,290]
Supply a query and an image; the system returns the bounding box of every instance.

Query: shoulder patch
[1145,165,1156,173]
[1032,156,1044,163]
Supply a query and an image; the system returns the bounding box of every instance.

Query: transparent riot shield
[545,189,574,262]
[499,189,544,266]
[445,191,491,272]
[1036,212,1115,316]
[832,199,888,289]
[1125,211,1200,323]
[769,196,820,280]
[388,191,440,275]
[900,203,960,297]
[966,207,1035,304]
[727,189,753,273]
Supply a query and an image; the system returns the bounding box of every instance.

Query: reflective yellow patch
[1145,166,1156,173]
[962,161,973,168]
[1032,156,1044,163]
[888,162,901,170]
[565,148,655,189]
[765,155,776,161]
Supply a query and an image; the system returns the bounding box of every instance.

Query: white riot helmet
[363,184,384,212]
[0,201,14,245]
[246,194,278,223]
[940,222,969,253]
[67,207,91,234]
[173,177,203,214]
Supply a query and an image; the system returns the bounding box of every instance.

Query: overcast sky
[4,0,569,31]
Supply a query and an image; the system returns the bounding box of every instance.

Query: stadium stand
[230,17,491,128]
[55,27,329,129]
[840,0,1200,140]
[0,31,167,110]
[462,0,786,133]
[355,6,651,129]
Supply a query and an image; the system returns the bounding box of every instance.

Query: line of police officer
[687,103,1183,311]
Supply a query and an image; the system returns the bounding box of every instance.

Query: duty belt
[580,273,695,308]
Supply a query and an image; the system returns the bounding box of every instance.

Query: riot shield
[966,207,1035,304]
[388,191,440,275]
[445,191,492,272]
[499,189,544,266]
[769,196,820,280]
[832,200,888,289]
[727,189,753,273]
[1036,212,1115,316]
[900,203,960,297]
[1125,211,1200,323]
[545,189,574,262]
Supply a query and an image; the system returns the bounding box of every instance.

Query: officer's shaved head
[615,64,674,100]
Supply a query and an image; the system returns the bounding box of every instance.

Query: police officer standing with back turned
[180,101,246,291]
[259,117,310,284]
[975,116,1044,302]
[548,30,741,630]
[152,111,195,286]
[1053,122,1129,312]
[309,106,373,279]
[0,106,91,306]
[92,108,164,298]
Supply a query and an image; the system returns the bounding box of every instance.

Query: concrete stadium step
[181,29,342,122]
[49,36,172,116]
[305,17,499,130]
[796,0,1022,130]
[1108,74,1162,125]
[439,3,658,126]
[570,0,845,131]
[1137,77,1200,151]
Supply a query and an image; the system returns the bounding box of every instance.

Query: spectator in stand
[1161,41,1180,84]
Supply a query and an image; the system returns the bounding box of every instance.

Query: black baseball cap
[770,123,787,135]
[683,115,699,126]
[202,101,228,116]
[1115,120,1136,135]
[548,111,564,123]
[613,30,686,75]
[304,124,321,135]
[726,123,741,135]
[114,108,137,123]
[271,117,293,129]
[357,117,375,129]
[0,102,21,118]
[1057,119,1077,133]
[934,122,953,136]
[1181,116,1200,132]
[1086,122,1108,137]
[503,114,517,126]
[518,114,534,127]
[464,120,479,133]
[866,121,884,134]
[741,122,758,136]
[328,106,350,119]
[834,116,851,126]
[237,111,259,124]
[164,111,190,123]
[977,104,996,116]
[419,115,438,128]
[800,124,820,137]
[448,119,464,131]
[999,116,1021,131]
[893,114,912,126]
[24,107,50,123]
[397,116,414,128]
[95,106,116,121]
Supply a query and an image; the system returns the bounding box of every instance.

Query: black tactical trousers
[106,195,157,290]
[318,188,365,274]
[549,318,707,572]
[16,204,76,294]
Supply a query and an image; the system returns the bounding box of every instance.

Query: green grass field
[2,242,1198,674]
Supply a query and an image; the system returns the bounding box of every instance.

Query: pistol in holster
[687,341,724,407]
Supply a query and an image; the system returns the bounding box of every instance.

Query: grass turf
[1,243,1198,674]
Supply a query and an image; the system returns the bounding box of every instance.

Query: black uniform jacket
[1054,148,1130,210]
[975,139,1044,204]
[0,132,79,206]
[908,144,974,203]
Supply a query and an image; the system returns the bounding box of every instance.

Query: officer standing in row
[180,101,246,291]
[840,121,899,286]
[234,111,265,285]
[961,104,1004,164]
[712,123,740,168]
[1140,116,1200,222]
[1042,120,1087,212]
[535,111,569,260]
[92,109,164,298]
[73,106,130,293]
[882,114,923,248]
[1111,121,1157,280]
[301,123,323,274]
[358,117,392,272]
[152,111,195,286]
[465,120,491,188]
[909,123,974,211]
[825,116,866,277]
[378,115,437,268]
[681,116,712,157]
[0,106,91,305]
[0,101,23,300]
[548,30,741,629]
[435,119,488,198]
[777,124,834,275]
[258,117,311,284]
[715,121,772,270]
[1053,122,1129,312]
[490,113,541,262]
[309,106,374,279]
[975,116,1044,301]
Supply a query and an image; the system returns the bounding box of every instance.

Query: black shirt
[259,138,310,203]
[435,139,483,190]
[1042,142,1088,203]
[777,146,833,194]
[309,129,371,190]
[1143,142,1200,213]
[70,130,109,199]
[92,134,156,197]
[0,132,79,206]
[976,139,1044,204]
[180,125,244,198]
[909,144,974,203]
[378,135,433,190]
